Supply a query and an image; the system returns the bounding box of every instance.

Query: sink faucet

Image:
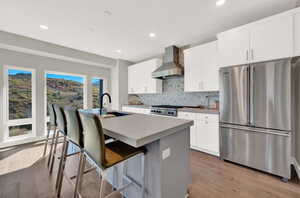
[100,93,112,115]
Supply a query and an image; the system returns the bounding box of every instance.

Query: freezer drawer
[220,125,291,179]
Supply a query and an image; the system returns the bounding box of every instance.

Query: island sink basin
[106,111,130,117]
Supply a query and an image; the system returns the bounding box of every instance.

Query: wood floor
[0,142,300,198]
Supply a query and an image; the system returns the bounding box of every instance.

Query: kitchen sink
[106,111,130,117]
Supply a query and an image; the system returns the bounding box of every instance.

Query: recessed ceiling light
[104,10,112,16]
[40,25,49,30]
[149,33,156,38]
[116,49,122,53]
[216,0,226,6]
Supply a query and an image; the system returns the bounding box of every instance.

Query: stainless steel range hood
[152,46,183,79]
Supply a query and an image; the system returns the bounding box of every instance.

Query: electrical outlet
[162,148,171,160]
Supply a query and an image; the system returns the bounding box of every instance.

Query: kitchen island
[86,111,193,198]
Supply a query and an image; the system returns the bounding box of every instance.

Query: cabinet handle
[246,50,249,61]
[251,49,254,60]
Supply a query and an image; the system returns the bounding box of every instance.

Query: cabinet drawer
[197,114,219,123]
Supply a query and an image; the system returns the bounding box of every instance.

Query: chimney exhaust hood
[152,46,183,79]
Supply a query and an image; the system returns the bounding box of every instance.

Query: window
[46,72,86,109]
[92,78,104,108]
[4,67,36,140]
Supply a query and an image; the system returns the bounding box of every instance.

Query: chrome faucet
[100,93,112,115]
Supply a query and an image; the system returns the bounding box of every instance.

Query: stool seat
[100,141,145,169]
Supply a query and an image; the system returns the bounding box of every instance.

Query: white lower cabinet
[122,106,150,114]
[178,112,219,156]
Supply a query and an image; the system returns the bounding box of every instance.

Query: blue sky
[8,69,31,75]
[47,73,84,83]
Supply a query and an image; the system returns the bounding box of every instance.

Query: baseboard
[0,136,45,150]
[191,146,220,157]
[292,157,300,179]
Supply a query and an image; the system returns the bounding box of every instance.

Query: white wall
[110,59,132,110]
[0,48,112,147]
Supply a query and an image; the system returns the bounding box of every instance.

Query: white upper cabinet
[218,11,293,67]
[217,25,250,67]
[250,13,293,63]
[128,59,162,94]
[184,41,219,92]
[294,12,300,57]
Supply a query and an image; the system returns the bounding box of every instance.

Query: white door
[184,41,218,92]
[201,41,219,91]
[184,49,201,92]
[217,25,250,67]
[250,14,293,63]
[294,12,300,57]
[196,114,219,156]
[178,112,197,148]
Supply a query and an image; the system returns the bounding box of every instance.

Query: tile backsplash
[128,77,219,107]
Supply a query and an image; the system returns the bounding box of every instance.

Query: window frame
[3,66,36,142]
[91,75,108,109]
[44,71,87,133]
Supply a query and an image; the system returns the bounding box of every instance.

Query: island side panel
[123,127,190,198]
[160,127,191,198]
[124,140,162,198]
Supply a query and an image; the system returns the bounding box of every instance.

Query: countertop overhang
[99,113,193,148]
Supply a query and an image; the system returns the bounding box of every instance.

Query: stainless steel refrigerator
[219,58,298,181]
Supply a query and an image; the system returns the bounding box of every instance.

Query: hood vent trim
[152,46,183,79]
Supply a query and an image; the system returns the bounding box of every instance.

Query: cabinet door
[184,41,219,92]
[128,66,136,94]
[178,112,197,148]
[295,12,300,57]
[201,41,219,91]
[184,49,201,92]
[217,25,250,67]
[250,14,293,63]
[196,114,219,156]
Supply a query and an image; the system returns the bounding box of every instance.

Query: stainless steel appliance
[150,105,184,117]
[152,46,183,79]
[219,58,298,181]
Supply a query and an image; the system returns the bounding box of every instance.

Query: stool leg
[50,130,61,174]
[73,151,84,198]
[43,126,51,156]
[56,139,69,198]
[47,127,57,167]
[56,135,67,189]
[99,170,107,198]
[141,154,145,198]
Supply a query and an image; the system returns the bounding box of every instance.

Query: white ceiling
[0,0,298,62]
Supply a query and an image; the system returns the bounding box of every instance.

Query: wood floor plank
[0,143,299,198]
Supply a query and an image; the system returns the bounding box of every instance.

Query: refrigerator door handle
[249,66,254,126]
[220,124,290,137]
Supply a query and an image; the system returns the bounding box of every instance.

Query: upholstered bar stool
[43,104,57,166]
[76,112,146,198]
[56,107,115,198]
[55,107,85,197]
[49,104,68,174]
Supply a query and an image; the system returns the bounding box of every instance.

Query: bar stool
[43,104,57,166]
[49,104,68,174]
[55,106,84,197]
[76,111,146,198]
[56,107,115,198]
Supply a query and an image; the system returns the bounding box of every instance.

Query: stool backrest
[53,104,67,133]
[48,103,57,126]
[64,107,83,147]
[79,111,106,166]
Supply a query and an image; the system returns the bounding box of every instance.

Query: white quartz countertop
[98,113,193,148]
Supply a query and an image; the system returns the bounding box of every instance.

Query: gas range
[150,105,184,117]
